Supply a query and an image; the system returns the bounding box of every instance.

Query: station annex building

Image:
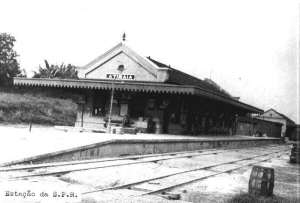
[13,41,263,135]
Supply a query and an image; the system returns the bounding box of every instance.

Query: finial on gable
[122,33,126,42]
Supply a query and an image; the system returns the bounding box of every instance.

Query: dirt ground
[0,125,297,202]
[0,143,298,203]
[174,153,300,203]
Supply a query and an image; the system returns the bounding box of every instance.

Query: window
[120,103,128,116]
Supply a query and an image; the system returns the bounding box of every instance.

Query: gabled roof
[80,43,234,99]
[79,42,167,78]
[264,108,296,125]
[76,43,262,113]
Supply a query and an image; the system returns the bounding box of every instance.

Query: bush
[33,60,78,79]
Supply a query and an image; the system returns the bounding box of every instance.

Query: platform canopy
[14,77,263,113]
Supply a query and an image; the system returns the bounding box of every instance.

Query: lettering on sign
[106,74,135,80]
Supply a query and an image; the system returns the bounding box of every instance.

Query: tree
[0,33,23,85]
[33,60,78,79]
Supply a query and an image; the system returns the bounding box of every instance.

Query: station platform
[0,125,283,166]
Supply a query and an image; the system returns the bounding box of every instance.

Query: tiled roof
[147,57,232,98]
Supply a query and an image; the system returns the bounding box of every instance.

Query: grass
[0,90,78,126]
[226,193,299,203]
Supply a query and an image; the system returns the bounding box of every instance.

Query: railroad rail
[141,151,288,196]
[82,147,289,195]
[2,144,281,172]
[8,145,287,179]
[0,147,235,172]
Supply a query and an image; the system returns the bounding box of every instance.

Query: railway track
[141,152,288,197]
[82,147,289,195]
[0,146,237,172]
[1,144,283,172]
[7,145,287,179]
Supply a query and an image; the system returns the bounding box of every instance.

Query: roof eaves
[264,108,295,124]
[81,42,123,70]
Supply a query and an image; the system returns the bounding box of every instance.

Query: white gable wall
[85,52,158,81]
[260,109,287,137]
[262,110,282,118]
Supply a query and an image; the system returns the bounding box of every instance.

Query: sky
[1,0,299,123]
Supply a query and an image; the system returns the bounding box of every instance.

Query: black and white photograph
[0,0,299,202]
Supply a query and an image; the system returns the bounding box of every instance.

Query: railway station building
[14,41,263,135]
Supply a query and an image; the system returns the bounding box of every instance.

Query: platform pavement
[0,125,281,166]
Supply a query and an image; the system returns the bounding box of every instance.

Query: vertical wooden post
[78,97,85,128]
[29,121,32,132]
[81,103,84,128]
[251,115,254,136]
[234,114,238,135]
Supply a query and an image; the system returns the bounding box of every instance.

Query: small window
[118,64,125,72]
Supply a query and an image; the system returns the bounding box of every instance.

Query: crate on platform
[248,165,274,197]
[111,126,124,134]
[123,127,137,134]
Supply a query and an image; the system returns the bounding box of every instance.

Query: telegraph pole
[107,82,115,133]
[107,33,126,133]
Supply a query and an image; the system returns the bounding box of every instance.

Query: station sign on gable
[84,52,157,81]
[106,74,135,80]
